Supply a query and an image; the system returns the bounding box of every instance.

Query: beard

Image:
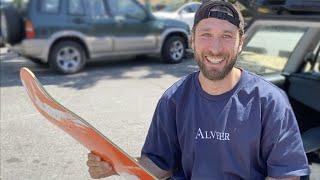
[194,48,237,81]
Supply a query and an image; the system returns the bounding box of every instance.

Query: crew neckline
[194,69,247,101]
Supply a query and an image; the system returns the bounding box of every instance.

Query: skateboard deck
[20,67,157,180]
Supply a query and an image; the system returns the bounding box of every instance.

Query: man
[87,1,310,179]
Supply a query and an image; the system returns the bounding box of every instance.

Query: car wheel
[49,41,86,74]
[162,36,186,64]
[1,6,24,45]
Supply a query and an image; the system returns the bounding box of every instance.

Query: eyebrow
[198,28,236,34]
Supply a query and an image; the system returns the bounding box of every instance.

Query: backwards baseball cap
[193,0,244,34]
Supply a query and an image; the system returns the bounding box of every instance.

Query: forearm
[137,155,172,179]
[266,176,299,180]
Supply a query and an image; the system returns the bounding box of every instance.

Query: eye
[223,34,232,39]
[201,33,212,37]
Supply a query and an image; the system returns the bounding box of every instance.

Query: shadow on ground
[0,51,199,89]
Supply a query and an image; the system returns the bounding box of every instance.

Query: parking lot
[1,48,319,179]
[0,48,198,179]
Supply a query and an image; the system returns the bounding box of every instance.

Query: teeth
[206,56,224,64]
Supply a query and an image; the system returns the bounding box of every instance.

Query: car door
[236,18,315,89]
[84,0,114,57]
[65,0,91,35]
[106,0,158,52]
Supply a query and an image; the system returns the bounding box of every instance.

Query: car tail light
[25,20,36,39]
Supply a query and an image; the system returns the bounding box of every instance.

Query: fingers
[87,152,116,179]
[88,162,115,179]
[89,165,110,179]
[87,160,112,169]
[88,152,101,161]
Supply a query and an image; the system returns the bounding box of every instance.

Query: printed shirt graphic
[142,70,310,179]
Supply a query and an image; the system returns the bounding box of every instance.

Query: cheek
[232,43,241,56]
[225,40,239,55]
[194,38,208,51]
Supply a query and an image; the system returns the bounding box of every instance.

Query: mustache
[202,51,228,59]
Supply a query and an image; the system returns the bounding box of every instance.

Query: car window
[108,0,146,21]
[190,4,200,13]
[87,0,109,18]
[316,42,320,73]
[304,41,320,73]
[311,41,319,73]
[181,5,194,13]
[237,26,307,75]
[40,0,60,13]
[68,0,85,16]
[180,4,200,14]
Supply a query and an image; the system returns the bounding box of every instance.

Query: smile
[205,56,225,64]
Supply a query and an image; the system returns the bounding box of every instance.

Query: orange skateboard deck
[20,67,157,180]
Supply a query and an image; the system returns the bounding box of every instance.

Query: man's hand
[86,152,171,179]
[87,152,117,179]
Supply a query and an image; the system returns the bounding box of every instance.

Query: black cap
[193,1,244,33]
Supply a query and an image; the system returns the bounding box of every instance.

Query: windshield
[237,25,307,75]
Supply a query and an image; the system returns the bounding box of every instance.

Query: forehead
[196,18,238,33]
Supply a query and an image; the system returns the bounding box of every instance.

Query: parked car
[153,2,201,29]
[237,14,320,179]
[0,0,11,47]
[237,0,320,15]
[0,0,190,74]
[284,0,320,14]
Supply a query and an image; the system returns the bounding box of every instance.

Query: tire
[161,36,186,64]
[0,6,24,45]
[49,41,86,74]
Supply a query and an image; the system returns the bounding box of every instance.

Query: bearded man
[86,1,310,179]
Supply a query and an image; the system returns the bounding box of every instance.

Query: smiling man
[86,1,310,179]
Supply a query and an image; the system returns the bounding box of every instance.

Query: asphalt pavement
[1,48,319,180]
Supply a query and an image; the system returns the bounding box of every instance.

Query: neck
[198,68,242,96]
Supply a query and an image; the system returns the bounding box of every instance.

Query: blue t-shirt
[141,70,310,179]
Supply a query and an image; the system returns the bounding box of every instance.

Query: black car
[237,0,320,15]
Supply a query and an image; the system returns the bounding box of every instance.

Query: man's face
[192,18,243,81]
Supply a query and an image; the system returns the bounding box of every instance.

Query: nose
[210,38,223,55]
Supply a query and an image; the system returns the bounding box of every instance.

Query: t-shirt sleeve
[141,96,181,171]
[261,93,310,178]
